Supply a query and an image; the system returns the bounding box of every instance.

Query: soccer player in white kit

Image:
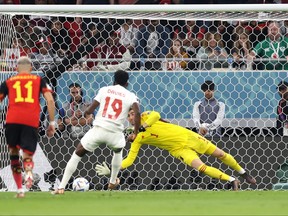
[54,70,141,194]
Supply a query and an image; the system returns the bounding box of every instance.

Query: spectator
[276,81,288,136]
[231,29,252,70]
[164,39,189,71]
[249,21,288,70]
[58,83,93,139]
[30,39,56,71]
[174,20,205,70]
[208,21,235,54]
[91,32,131,71]
[237,21,268,48]
[48,18,71,57]
[1,38,28,71]
[133,19,171,70]
[117,19,138,54]
[63,17,83,52]
[196,32,228,70]
[193,80,225,137]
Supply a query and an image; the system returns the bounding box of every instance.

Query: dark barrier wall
[40,136,288,190]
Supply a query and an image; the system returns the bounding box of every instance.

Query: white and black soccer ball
[72,177,90,192]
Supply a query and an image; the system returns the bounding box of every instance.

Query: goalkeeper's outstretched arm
[96,141,142,176]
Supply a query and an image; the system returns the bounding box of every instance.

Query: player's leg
[9,147,25,197]
[108,148,122,190]
[55,143,89,194]
[21,125,39,190]
[22,152,34,190]
[55,127,98,194]
[171,148,240,190]
[5,124,25,197]
[106,131,126,190]
[206,146,256,184]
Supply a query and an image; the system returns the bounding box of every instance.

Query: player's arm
[121,139,142,169]
[43,92,55,137]
[95,139,142,176]
[84,100,100,116]
[0,81,8,102]
[41,78,55,137]
[141,111,161,129]
[43,91,55,123]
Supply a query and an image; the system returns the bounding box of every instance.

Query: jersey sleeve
[94,87,103,103]
[40,77,53,94]
[121,137,142,169]
[0,81,8,102]
[132,93,140,104]
[141,111,161,126]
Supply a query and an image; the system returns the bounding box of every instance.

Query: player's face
[204,90,214,100]
[127,110,135,125]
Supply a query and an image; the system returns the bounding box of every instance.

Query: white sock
[58,151,81,189]
[109,151,122,184]
[229,177,236,182]
[18,188,24,193]
[238,169,245,174]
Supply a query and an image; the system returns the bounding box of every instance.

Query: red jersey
[0,73,52,128]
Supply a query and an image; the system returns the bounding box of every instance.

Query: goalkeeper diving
[96,109,256,190]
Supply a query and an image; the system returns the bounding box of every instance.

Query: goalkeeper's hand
[95,162,111,176]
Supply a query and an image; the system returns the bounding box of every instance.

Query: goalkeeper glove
[139,125,146,132]
[95,162,111,176]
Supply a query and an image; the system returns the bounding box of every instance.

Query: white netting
[1,5,288,192]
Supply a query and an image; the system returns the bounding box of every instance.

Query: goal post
[1,4,288,191]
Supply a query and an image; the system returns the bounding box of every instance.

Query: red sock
[10,156,22,190]
[23,158,34,172]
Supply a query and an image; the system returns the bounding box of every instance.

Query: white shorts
[81,126,126,152]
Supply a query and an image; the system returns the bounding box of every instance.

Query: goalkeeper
[96,109,256,190]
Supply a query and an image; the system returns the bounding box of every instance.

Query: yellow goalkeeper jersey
[121,111,196,169]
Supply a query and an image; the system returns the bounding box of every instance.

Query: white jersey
[93,84,139,132]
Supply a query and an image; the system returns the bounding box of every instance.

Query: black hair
[69,83,83,103]
[277,81,288,91]
[114,70,129,86]
[201,80,215,91]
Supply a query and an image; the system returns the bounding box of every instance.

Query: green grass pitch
[1,190,288,215]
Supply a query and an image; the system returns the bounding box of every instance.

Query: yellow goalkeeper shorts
[169,131,216,166]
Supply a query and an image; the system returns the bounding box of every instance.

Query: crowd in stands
[1,1,288,71]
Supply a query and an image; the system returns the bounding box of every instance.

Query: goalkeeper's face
[127,110,135,126]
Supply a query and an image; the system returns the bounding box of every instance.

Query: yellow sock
[198,164,231,181]
[219,153,243,173]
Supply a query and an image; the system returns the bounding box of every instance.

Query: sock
[110,151,122,184]
[198,164,231,182]
[218,153,244,174]
[23,158,34,172]
[10,155,22,190]
[59,151,81,189]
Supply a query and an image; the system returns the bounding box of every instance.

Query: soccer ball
[72,177,90,192]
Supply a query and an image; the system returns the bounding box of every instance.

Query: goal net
[1,4,288,192]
